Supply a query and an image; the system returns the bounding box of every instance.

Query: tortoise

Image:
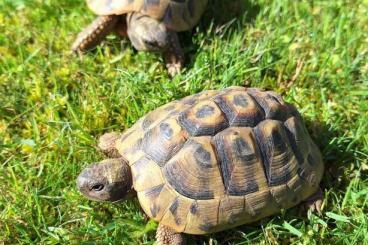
[72,0,208,76]
[77,86,324,244]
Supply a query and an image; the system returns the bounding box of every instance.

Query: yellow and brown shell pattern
[87,0,208,32]
[115,86,324,235]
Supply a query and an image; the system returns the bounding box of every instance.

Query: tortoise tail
[72,15,119,52]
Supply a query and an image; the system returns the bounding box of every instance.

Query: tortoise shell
[86,0,208,31]
[115,87,324,234]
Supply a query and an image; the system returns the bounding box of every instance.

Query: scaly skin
[156,223,186,245]
[98,132,122,158]
[72,15,119,52]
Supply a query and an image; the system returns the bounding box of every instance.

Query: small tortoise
[72,0,208,76]
[77,87,324,244]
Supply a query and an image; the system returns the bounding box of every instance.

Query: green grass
[1,0,367,244]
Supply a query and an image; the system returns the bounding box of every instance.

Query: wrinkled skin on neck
[76,158,132,202]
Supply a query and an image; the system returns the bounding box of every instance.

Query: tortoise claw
[164,32,184,77]
[304,188,324,215]
[166,62,183,77]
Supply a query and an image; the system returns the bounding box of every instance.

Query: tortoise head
[77,158,132,202]
[126,12,168,52]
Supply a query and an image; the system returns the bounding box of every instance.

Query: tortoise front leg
[163,32,184,77]
[156,223,186,245]
[72,15,119,52]
[97,132,122,158]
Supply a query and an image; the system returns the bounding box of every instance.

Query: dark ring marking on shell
[194,145,212,168]
[195,105,215,118]
[233,94,249,107]
[232,137,255,163]
[214,93,264,127]
[160,122,174,140]
[178,109,228,136]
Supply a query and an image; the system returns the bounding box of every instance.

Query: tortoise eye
[91,184,104,192]
[144,39,158,48]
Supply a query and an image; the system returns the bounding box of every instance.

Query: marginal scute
[163,137,225,199]
[213,127,268,196]
[131,156,165,192]
[214,89,264,127]
[138,184,177,221]
[245,190,279,218]
[160,194,192,232]
[179,100,228,136]
[185,199,220,234]
[218,196,246,228]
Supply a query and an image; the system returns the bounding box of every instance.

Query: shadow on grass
[82,0,261,73]
[181,0,261,68]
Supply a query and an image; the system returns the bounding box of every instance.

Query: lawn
[1,0,367,244]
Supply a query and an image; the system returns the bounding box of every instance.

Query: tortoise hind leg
[164,31,184,77]
[72,15,120,52]
[98,132,121,158]
[303,187,324,215]
[156,223,186,245]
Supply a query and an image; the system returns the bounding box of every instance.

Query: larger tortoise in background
[77,87,324,244]
[72,0,208,76]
